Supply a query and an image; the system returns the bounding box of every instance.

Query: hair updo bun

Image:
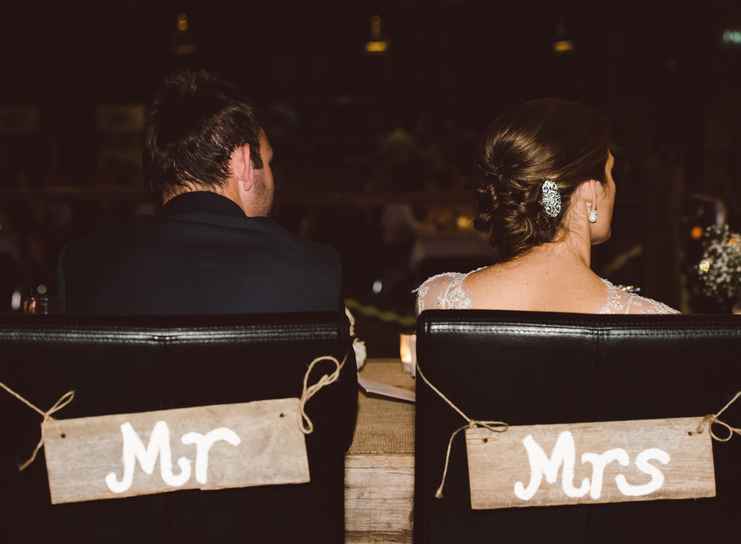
[474,98,610,262]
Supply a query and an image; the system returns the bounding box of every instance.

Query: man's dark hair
[144,70,262,196]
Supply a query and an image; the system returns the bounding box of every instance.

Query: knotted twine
[415,364,509,499]
[417,364,741,500]
[0,382,74,470]
[2,353,348,469]
[690,390,741,442]
[298,354,347,434]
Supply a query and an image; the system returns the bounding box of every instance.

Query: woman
[415,99,678,314]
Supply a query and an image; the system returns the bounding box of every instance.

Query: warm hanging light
[177,13,189,33]
[173,12,196,56]
[365,15,389,55]
[553,17,574,55]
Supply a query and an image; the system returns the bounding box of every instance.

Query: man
[58,70,341,314]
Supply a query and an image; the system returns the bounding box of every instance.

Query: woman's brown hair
[475,98,610,261]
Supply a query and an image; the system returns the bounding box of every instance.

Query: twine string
[3,352,350,469]
[416,364,508,499]
[692,391,741,442]
[299,355,347,435]
[418,365,740,499]
[1,382,75,470]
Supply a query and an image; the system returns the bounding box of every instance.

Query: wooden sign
[466,417,716,510]
[42,398,310,505]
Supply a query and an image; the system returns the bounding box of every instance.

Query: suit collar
[161,191,247,219]
[159,191,278,232]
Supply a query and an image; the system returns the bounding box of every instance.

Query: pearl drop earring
[588,207,599,223]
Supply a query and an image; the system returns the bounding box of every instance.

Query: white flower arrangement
[696,225,741,302]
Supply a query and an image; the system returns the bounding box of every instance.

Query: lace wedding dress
[415,268,679,314]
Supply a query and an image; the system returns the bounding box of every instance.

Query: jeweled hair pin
[541,179,562,218]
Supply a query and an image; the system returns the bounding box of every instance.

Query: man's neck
[163,184,244,213]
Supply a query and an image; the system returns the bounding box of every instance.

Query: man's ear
[232,144,254,192]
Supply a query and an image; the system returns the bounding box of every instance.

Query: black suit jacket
[59,192,342,314]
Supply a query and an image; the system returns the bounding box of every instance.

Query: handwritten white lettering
[105,421,241,493]
[181,428,241,484]
[615,448,670,497]
[581,448,630,499]
[513,432,670,502]
[514,432,591,501]
[105,421,191,493]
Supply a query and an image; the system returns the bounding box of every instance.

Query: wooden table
[345,358,415,544]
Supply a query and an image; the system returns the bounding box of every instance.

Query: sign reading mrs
[514,430,669,501]
[465,417,717,510]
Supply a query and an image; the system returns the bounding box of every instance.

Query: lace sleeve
[413,273,463,314]
[600,279,680,314]
[624,294,681,314]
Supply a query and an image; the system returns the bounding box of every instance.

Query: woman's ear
[577,179,599,208]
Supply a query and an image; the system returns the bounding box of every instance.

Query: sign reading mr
[2,354,345,505]
[43,399,310,504]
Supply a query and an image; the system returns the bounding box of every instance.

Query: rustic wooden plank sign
[42,398,310,505]
[466,417,716,510]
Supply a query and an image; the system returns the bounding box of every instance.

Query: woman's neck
[526,225,592,270]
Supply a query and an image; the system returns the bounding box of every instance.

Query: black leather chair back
[1,313,356,543]
[416,310,740,544]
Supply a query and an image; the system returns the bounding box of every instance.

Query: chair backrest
[415,310,741,544]
[1,313,356,544]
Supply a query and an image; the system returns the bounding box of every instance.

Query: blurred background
[0,1,739,353]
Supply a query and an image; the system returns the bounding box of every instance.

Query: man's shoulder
[58,216,343,314]
[284,234,341,281]
[289,231,338,263]
[62,215,339,275]
[258,221,340,271]
[61,218,156,261]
